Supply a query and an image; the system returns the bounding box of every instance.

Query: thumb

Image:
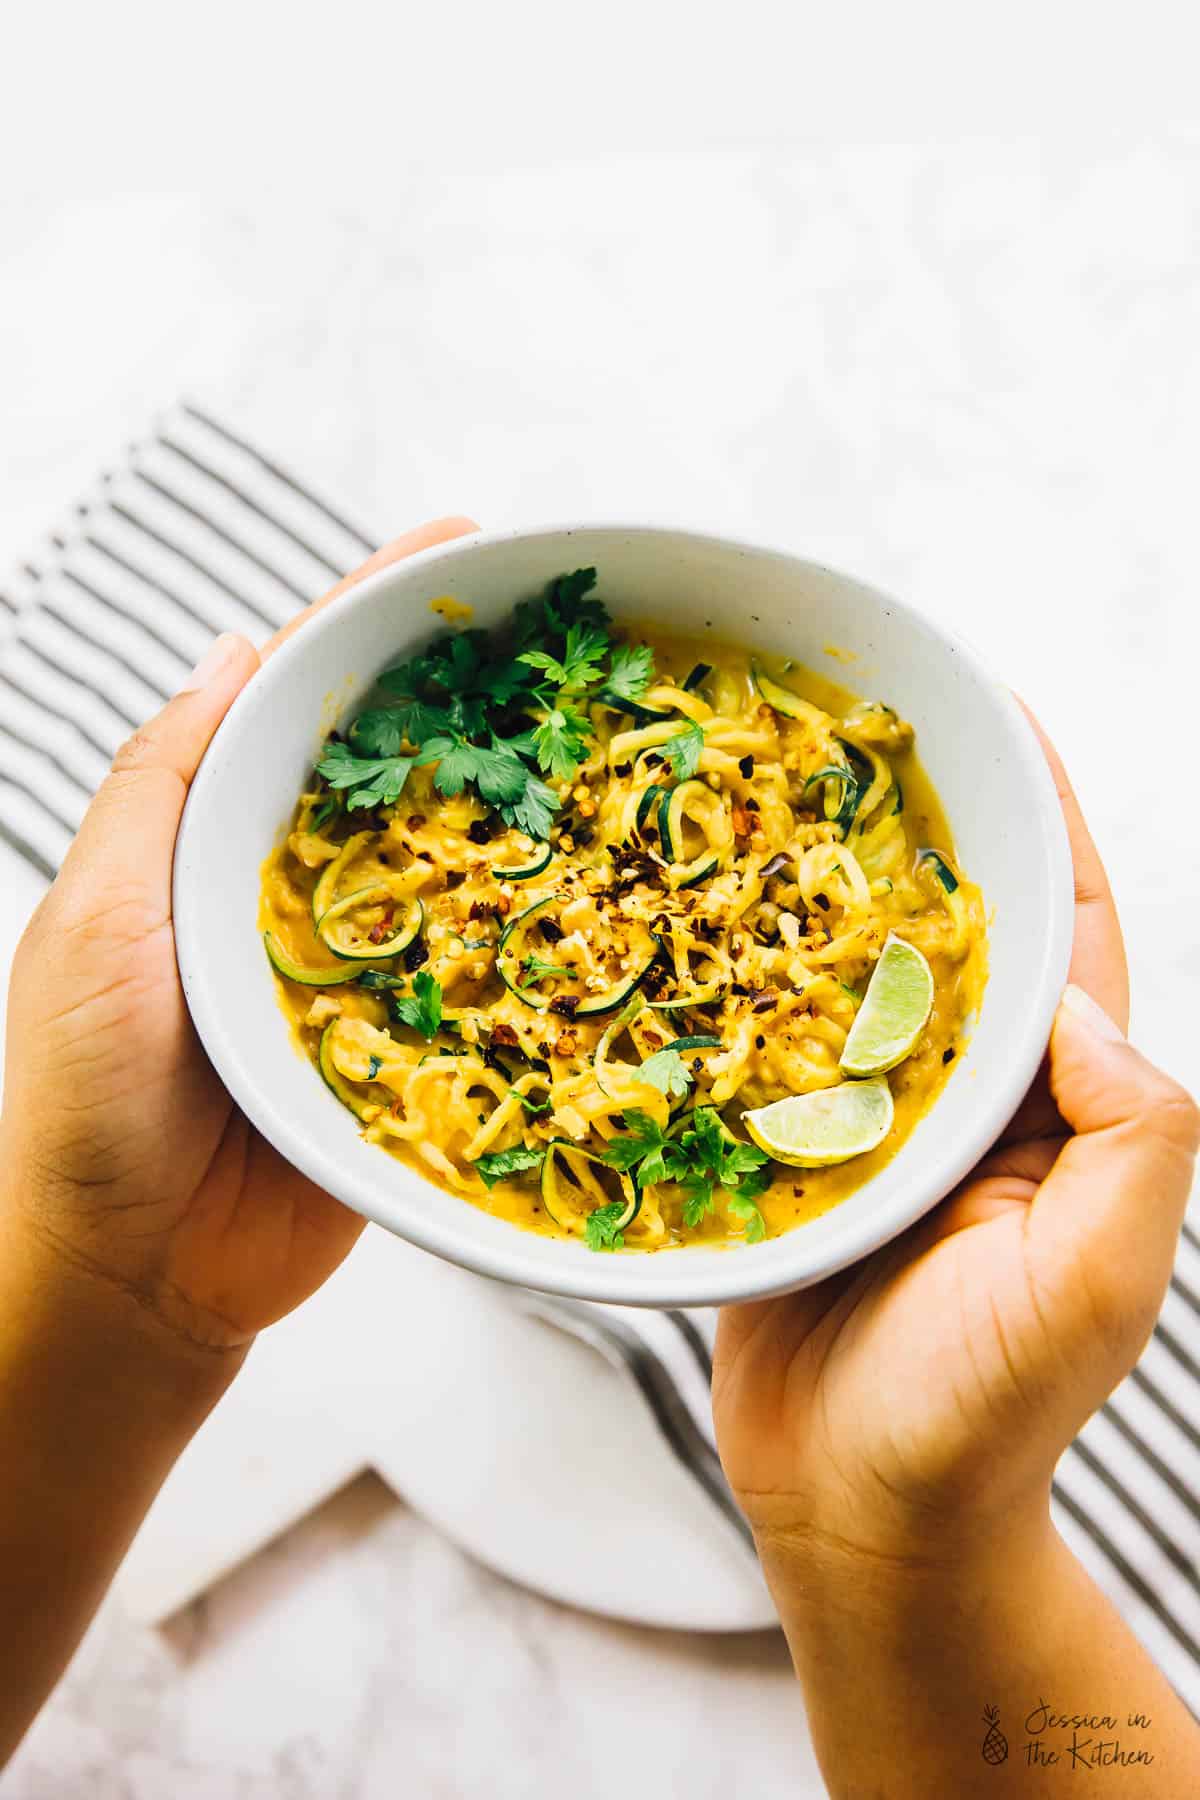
[53,634,260,925]
[1028,984,1200,1360]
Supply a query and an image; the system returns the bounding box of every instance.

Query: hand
[0,517,477,1364]
[713,726,1200,1567]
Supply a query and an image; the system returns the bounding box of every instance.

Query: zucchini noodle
[260,615,987,1251]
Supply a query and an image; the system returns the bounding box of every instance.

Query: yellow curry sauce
[260,617,987,1251]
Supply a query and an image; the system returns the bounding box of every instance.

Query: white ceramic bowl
[174,524,1073,1308]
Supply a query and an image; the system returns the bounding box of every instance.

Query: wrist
[0,1200,246,1438]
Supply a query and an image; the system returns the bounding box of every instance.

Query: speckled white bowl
[173,524,1073,1307]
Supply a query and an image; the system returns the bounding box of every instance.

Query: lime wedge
[743,1078,894,1168]
[838,933,934,1078]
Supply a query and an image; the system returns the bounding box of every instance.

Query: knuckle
[110,728,160,776]
[1142,1077,1200,1155]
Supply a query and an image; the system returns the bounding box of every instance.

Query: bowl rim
[174,519,1075,1308]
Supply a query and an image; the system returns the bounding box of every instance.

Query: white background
[3,9,1200,1796]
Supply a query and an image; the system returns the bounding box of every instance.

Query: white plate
[336,1231,778,1632]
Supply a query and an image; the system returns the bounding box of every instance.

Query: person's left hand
[0,516,476,1360]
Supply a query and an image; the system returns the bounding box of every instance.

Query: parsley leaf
[351,699,450,755]
[604,641,655,704]
[546,567,603,629]
[532,706,591,781]
[599,1110,668,1172]
[636,1046,694,1098]
[585,1200,628,1252]
[416,735,529,807]
[600,1104,771,1240]
[725,1188,767,1243]
[317,739,415,810]
[520,953,577,990]
[390,970,443,1039]
[664,718,705,782]
[473,1145,545,1189]
[500,773,558,841]
[681,1178,716,1229]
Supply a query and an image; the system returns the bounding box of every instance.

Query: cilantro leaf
[585,1201,627,1253]
[473,1145,546,1189]
[636,1046,694,1098]
[664,719,705,782]
[605,642,655,704]
[390,970,443,1039]
[317,740,415,810]
[532,706,591,781]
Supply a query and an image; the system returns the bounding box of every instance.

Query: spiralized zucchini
[260,618,987,1252]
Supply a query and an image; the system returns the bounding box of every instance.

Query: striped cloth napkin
[2,406,1199,1715]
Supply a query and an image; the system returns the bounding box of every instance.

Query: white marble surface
[2,131,1200,1796]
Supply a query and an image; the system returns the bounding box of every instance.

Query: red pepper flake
[407,814,426,830]
[491,1023,519,1048]
[368,909,396,944]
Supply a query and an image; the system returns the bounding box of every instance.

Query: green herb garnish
[314,569,657,832]
[664,718,704,781]
[390,970,443,1039]
[473,1145,546,1189]
[635,1046,694,1099]
[600,1106,770,1242]
[519,953,577,991]
[585,1201,628,1253]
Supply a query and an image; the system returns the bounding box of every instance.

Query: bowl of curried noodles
[174,525,1073,1306]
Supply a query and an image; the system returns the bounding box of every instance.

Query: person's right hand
[0,517,478,1364]
[714,729,1200,1568]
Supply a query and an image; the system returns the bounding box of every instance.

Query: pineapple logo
[981,1705,1009,1766]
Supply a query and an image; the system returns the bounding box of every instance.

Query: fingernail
[1061,983,1125,1043]
[181,633,240,693]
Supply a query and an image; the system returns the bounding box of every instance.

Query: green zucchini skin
[682,662,712,692]
[918,848,959,892]
[319,892,424,961]
[263,931,360,987]
[664,1034,722,1052]
[635,783,667,836]
[540,1139,641,1233]
[498,896,653,1016]
[317,1022,378,1118]
[491,841,552,881]
[596,690,672,726]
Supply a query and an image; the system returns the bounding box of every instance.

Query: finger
[1019,701,1129,1030]
[51,633,260,927]
[264,515,479,657]
[1027,985,1199,1359]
